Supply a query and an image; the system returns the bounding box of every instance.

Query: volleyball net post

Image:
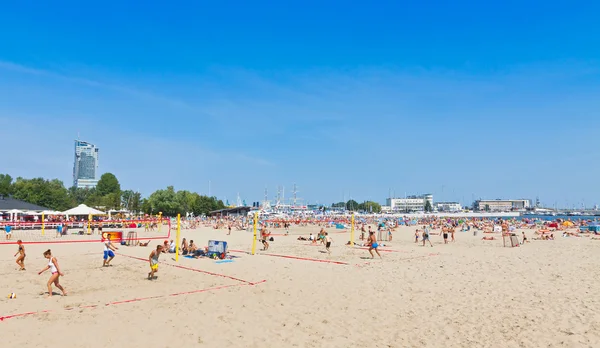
[176,213,181,262]
[350,213,355,246]
[251,212,258,255]
[87,213,92,235]
[42,213,45,236]
[158,212,163,233]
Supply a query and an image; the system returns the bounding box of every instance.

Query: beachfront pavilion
[0,196,50,221]
[209,207,251,217]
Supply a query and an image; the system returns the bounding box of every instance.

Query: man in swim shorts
[148,245,162,280]
[103,235,118,267]
[367,231,382,259]
[324,232,332,254]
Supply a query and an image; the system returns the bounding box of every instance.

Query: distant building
[73,140,99,189]
[434,202,462,212]
[386,194,433,212]
[474,199,531,212]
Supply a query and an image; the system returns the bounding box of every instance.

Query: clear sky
[1,1,599,208]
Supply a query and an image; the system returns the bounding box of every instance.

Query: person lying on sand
[482,236,495,241]
[139,240,151,247]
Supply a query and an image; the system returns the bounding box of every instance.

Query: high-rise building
[73,140,99,189]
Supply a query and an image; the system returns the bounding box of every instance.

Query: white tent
[41,210,63,215]
[6,209,22,222]
[62,204,106,216]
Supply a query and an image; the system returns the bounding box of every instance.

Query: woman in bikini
[38,249,67,297]
[14,240,26,271]
[181,238,189,255]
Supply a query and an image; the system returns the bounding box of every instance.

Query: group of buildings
[72,139,535,214]
[381,194,531,213]
[382,194,462,213]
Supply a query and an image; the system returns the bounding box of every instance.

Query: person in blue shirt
[5,224,12,240]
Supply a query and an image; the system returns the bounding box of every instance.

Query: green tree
[68,186,96,206]
[424,200,433,212]
[96,173,121,197]
[346,199,359,211]
[331,202,345,208]
[145,186,181,216]
[485,204,490,212]
[121,190,142,213]
[0,174,13,196]
[12,177,71,211]
[143,187,225,217]
[359,201,382,213]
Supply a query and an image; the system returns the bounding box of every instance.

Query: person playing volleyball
[14,240,26,271]
[103,235,118,267]
[148,245,162,280]
[38,249,67,297]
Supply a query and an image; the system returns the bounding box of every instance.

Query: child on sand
[415,229,420,243]
[38,249,67,297]
[522,232,528,244]
[14,240,25,271]
[148,245,162,280]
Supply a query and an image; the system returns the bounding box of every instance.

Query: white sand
[2,225,600,347]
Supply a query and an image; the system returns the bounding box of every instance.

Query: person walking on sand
[442,227,449,244]
[367,231,382,259]
[422,229,433,247]
[415,229,420,243]
[261,228,271,251]
[38,249,67,297]
[148,245,162,280]
[325,233,333,254]
[14,240,26,271]
[103,235,118,267]
[451,227,456,242]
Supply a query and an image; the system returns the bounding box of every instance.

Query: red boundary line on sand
[117,253,258,285]
[0,236,168,246]
[0,282,267,322]
[228,249,349,265]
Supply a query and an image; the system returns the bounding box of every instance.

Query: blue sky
[1,1,599,208]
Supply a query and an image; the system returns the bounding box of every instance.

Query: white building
[474,199,531,212]
[386,194,433,212]
[73,140,99,189]
[434,202,462,212]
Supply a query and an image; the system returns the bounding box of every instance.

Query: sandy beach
[2,224,600,347]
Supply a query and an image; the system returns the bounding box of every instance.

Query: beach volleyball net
[0,218,172,245]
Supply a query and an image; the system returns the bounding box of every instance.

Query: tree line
[0,173,225,217]
[331,199,383,213]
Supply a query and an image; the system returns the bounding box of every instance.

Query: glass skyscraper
[73,140,99,189]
